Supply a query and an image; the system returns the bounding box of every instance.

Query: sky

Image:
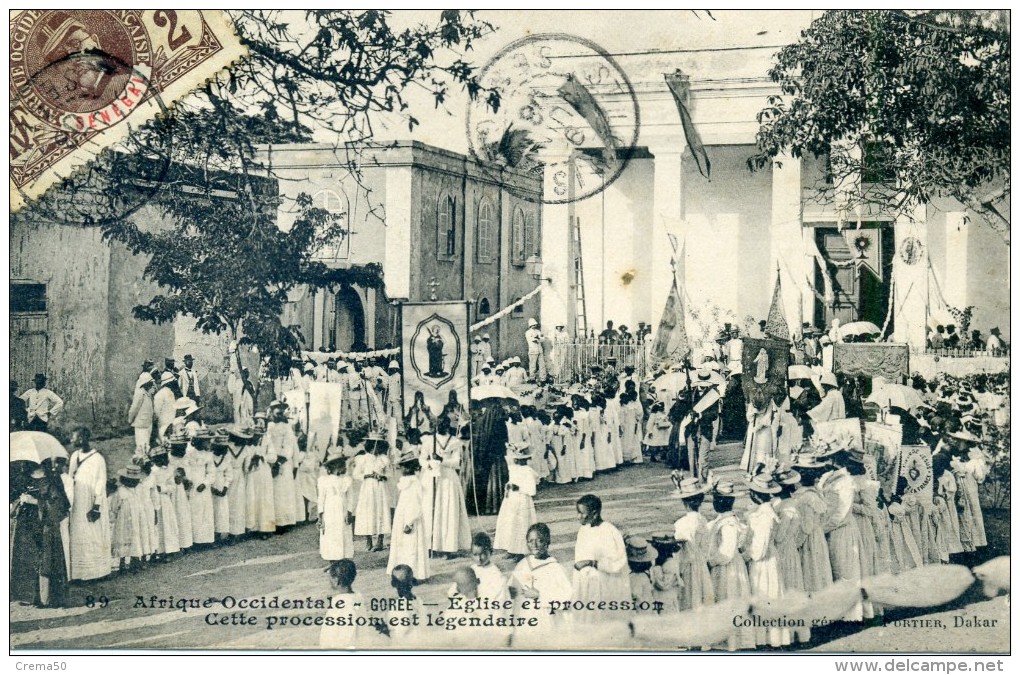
[304,10,820,153]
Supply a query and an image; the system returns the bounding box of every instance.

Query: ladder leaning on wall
[572,215,589,339]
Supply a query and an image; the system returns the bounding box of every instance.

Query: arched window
[476,198,495,263]
[478,298,491,315]
[512,296,525,315]
[511,207,526,265]
[524,211,540,259]
[438,194,457,259]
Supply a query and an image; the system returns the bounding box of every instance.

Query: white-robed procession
[9,9,1009,655]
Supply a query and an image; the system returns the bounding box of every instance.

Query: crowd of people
[319,403,996,649]
[8,317,1007,653]
[927,324,1008,353]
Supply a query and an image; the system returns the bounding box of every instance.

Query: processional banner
[400,302,471,423]
[833,343,909,380]
[741,338,791,406]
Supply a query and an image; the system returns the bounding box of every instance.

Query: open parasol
[838,321,882,340]
[651,369,696,396]
[866,383,926,411]
[10,431,69,464]
[470,384,520,402]
[787,365,815,381]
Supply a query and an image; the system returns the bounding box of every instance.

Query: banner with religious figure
[400,302,471,427]
[741,337,791,407]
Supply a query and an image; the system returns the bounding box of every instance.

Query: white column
[892,204,929,348]
[943,212,969,308]
[770,154,807,333]
[540,162,572,335]
[648,148,685,339]
[365,288,377,348]
[384,167,413,300]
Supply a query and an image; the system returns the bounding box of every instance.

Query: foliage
[981,421,1010,510]
[749,10,1010,240]
[83,11,500,366]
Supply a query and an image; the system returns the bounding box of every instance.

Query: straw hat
[118,466,144,481]
[226,426,253,441]
[747,473,782,495]
[625,536,658,564]
[508,443,533,460]
[713,480,736,498]
[675,477,707,499]
[793,453,827,469]
[948,430,980,444]
[775,468,802,486]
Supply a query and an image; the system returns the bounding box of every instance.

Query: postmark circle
[11,10,175,227]
[466,33,640,205]
[18,10,139,116]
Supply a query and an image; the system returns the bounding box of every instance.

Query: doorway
[813,224,894,332]
[332,286,366,352]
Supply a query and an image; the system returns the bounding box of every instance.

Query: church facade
[539,38,1010,356]
[265,141,544,361]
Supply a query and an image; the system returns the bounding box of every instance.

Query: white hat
[175,397,196,411]
[388,360,400,370]
[482,333,491,340]
[820,371,838,388]
[137,372,155,387]
[528,318,538,327]
[159,371,176,385]
[472,335,481,342]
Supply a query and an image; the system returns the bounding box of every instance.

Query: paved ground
[10,441,1009,652]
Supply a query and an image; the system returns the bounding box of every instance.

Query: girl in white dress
[551,409,577,484]
[354,434,392,551]
[387,452,430,579]
[209,436,234,542]
[318,451,355,561]
[244,426,277,538]
[422,419,472,555]
[494,445,538,558]
[744,474,791,647]
[186,436,216,547]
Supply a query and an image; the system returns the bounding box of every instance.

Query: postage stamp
[9,9,246,211]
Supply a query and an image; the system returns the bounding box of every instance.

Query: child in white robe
[465,531,509,607]
[149,449,180,558]
[186,437,215,546]
[210,436,233,541]
[318,451,355,562]
[354,435,392,551]
[110,468,145,571]
[320,560,384,649]
[509,523,573,620]
[493,446,538,558]
[387,453,430,579]
[167,440,193,550]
